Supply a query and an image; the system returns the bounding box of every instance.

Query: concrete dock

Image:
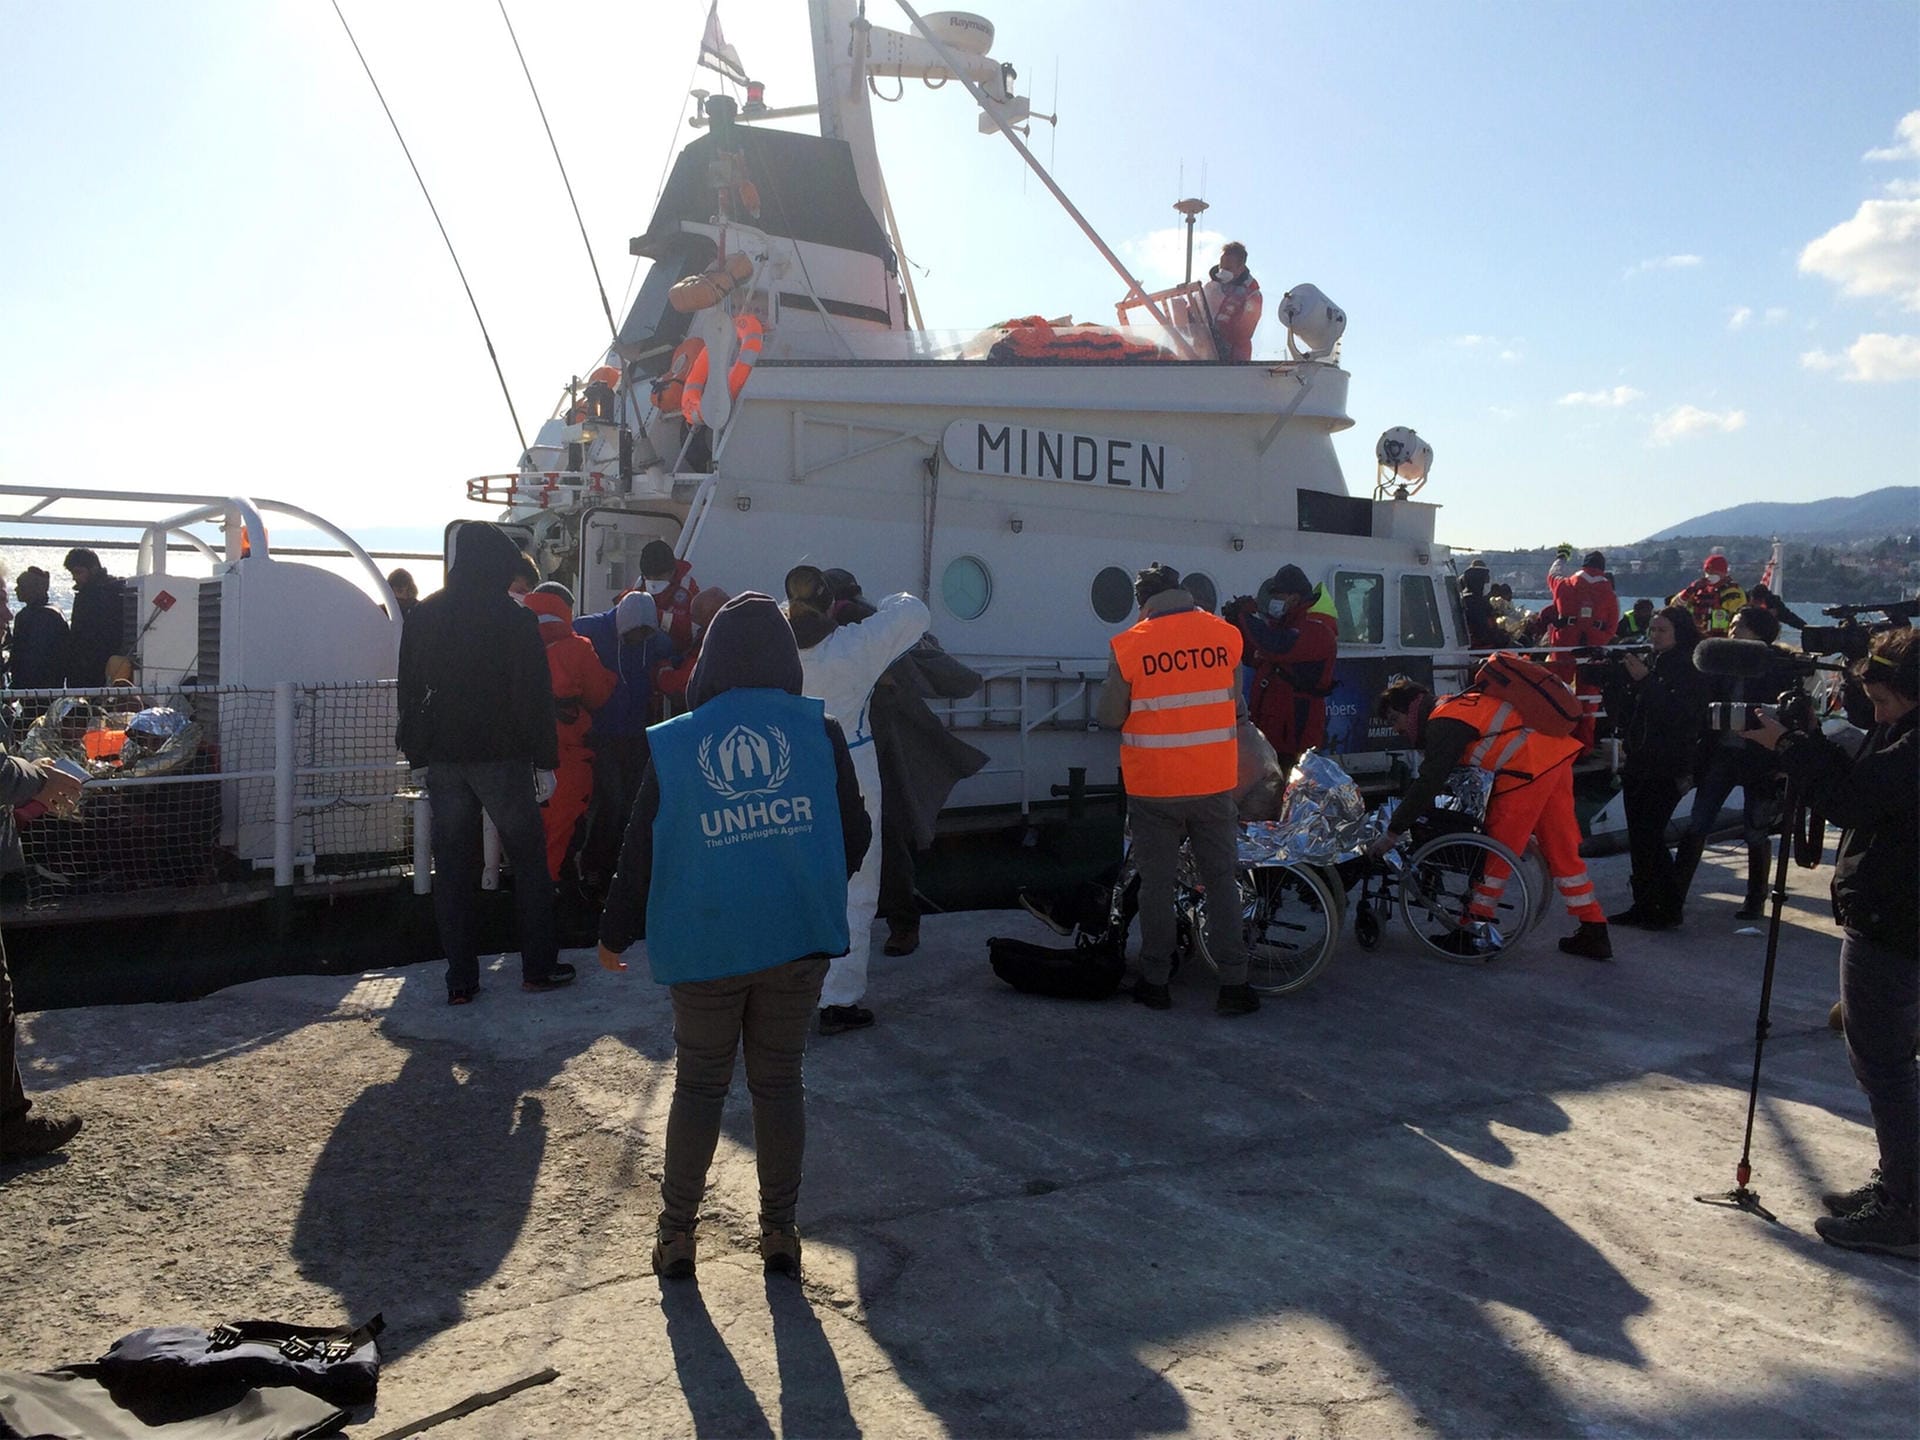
[3,841,1916,1437]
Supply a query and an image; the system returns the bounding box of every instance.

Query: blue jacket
[640,688,850,983]
[576,608,677,739]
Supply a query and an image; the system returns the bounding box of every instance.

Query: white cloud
[1801,332,1920,381]
[1558,385,1644,407]
[1651,405,1747,444]
[1728,306,1752,330]
[1798,197,1920,309]
[1451,334,1525,363]
[1119,225,1227,286]
[1864,110,1920,163]
[1888,178,1920,200]
[1624,253,1703,277]
[1764,306,1789,324]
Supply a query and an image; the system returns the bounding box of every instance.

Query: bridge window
[1400,574,1445,648]
[1333,571,1384,644]
[942,555,993,621]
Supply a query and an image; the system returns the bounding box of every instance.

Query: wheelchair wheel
[1399,831,1534,964]
[1195,862,1340,995]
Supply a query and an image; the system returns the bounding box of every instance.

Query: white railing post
[272,681,297,889]
[413,791,434,895]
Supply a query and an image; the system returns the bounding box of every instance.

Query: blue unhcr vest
[646,688,850,984]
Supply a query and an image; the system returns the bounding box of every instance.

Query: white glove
[533,768,557,804]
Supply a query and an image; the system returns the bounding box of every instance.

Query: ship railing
[0,680,416,925]
[924,658,1109,815]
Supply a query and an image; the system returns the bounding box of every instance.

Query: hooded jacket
[523,590,617,754]
[575,606,677,738]
[396,522,557,769]
[598,593,871,959]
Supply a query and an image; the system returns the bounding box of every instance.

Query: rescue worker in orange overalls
[1096,562,1260,1016]
[525,584,618,880]
[1368,676,1612,961]
[1544,546,1619,749]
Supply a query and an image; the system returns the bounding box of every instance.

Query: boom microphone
[1693,638,1826,678]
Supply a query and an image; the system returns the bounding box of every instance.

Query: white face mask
[644,578,670,595]
[1267,599,1287,617]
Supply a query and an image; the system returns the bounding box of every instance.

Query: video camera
[1694,637,1832,737]
[1798,598,1918,662]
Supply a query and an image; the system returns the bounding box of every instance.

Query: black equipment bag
[988,935,1124,1000]
[95,1315,384,1408]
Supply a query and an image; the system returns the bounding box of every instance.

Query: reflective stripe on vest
[1110,608,1241,797]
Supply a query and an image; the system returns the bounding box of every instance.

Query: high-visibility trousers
[542,754,594,881]
[1469,762,1605,924]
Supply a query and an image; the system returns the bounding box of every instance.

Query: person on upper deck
[7,567,70,692]
[1224,564,1339,776]
[1460,561,1504,649]
[386,568,420,620]
[1671,550,1746,639]
[1203,242,1263,363]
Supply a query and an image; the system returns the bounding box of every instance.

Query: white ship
[469,0,1474,812]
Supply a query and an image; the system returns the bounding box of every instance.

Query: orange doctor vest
[1110,608,1243,798]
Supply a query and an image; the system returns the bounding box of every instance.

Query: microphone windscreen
[1693,638,1778,677]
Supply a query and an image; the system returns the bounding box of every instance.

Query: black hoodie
[599,593,870,953]
[396,522,557,769]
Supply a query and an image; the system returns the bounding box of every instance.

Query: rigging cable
[495,0,621,347]
[328,0,529,458]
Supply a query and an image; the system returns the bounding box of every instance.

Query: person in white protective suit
[784,566,930,1035]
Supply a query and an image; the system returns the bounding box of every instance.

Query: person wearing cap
[1099,563,1260,1015]
[574,589,677,898]
[1459,561,1503,649]
[1223,563,1339,777]
[524,584,618,882]
[1670,551,1746,639]
[636,539,701,651]
[6,566,70,695]
[785,564,929,1034]
[1,755,85,1163]
[597,592,871,1280]
[397,521,571,1002]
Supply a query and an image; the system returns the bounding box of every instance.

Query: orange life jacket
[1110,608,1243,798]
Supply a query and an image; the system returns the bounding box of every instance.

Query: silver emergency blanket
[1436,765,1492,823]
[1236,748,1381,865]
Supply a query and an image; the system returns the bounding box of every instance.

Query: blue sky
[1,0,1915,556]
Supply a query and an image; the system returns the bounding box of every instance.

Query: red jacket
[1546,568,1619,649]
[633,559,701,650]
[1236,588,1339,760]
[523,591,617,757]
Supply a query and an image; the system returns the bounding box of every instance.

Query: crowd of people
[5,533,1911,1271]
[0,549,133,693]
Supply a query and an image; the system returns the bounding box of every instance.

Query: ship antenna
[328,0,530,457]
[495,0,621,347]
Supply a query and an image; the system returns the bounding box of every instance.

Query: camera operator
[1605,606,1709,929]
[1744,626,1917,1257]
[1673,605,1800,923]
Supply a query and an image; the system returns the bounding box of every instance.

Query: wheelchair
[1173,833,1345,996]
[1347,775,1551,964]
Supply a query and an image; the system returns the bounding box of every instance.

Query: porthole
[1184,571,1219,614]
[1091,565,1135,624]
[941,554,992,621]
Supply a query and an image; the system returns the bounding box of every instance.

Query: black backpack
[988,934,1125,1001]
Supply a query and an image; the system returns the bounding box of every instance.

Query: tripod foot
[1695,1187,1779,1223]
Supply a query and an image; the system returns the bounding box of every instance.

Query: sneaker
[760,1226,802,1277]
[0,1111,82,1162]
[1018,889,1075,937]
[1813,1192,1919,1259]
[1131,979,1172,1011]
[1215,983,1260,1017]
[651,1228,697,1280]
[1558,921,1613,961]
[521,962,577,993]
[819,1004,875,1036]
[1822,1169,1886,1218]
[447,986,480,1007]
[1733,901,1766,922]
[882,920,920,957]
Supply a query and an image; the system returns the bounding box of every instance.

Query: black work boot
[1822,1169,1886,1217]
[1557,921,1613,960]
[0,1111,82,1162]
[1131,979,1173,1011]
[1734,840,1771,921]
[1215,983,1260,1017]
[1814,1191,1919,1259]
[1671,833,1707,922]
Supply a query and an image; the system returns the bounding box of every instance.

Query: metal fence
[3,681,412,922]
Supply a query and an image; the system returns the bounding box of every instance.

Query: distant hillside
[1641,487,1919,543]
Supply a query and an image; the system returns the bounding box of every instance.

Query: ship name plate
[940,419,1189,494]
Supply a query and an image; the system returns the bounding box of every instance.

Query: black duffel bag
[988,935,1124,1000]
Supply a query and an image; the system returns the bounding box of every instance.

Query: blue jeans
[1840,929,1920,1208]
[1685,748,1773,843]
[428,760,558,994]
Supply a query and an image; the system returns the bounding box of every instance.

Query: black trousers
[2,932,29,1127]
[876,790,918,928]
[1841,929,1920,1208]
[579,733,652,886]
[1622,770,1686,919]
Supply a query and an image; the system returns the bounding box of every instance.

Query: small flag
[698,2,749,86]
[152,590,177,612]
